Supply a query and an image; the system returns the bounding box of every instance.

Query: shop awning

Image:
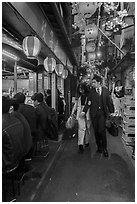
[108,52,135,75]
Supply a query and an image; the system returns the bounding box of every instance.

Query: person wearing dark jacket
[2,96,25,171]
[45,89,51,107]
[81,74,114,157]
[14,92,37,138]
[31,92,50,156]
[10,98,32,159]
[57,90,65,129]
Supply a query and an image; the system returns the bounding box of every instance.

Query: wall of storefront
[2,79,29,93]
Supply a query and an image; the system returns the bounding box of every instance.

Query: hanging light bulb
[96,49,102,59]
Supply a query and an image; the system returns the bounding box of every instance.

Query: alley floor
[14,128,135,202]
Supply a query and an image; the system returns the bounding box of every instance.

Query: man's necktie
[96,88,100,95]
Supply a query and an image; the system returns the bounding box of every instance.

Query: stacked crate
[122,95,135,144]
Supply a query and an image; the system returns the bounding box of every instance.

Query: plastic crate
[123,116,135,125]
[124,98,135,106]
[124,95,134,99]
[123,123,135,134]
[124,105,135,116]
[122,131,135,143]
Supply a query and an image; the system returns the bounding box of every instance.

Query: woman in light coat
[71,83,91,153]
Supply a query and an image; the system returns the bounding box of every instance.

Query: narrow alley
[16,129,135,202]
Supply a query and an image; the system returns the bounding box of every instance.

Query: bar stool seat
[33,135,49,158]
[2,161,26,202]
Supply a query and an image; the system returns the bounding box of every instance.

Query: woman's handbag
[65,114,77,129]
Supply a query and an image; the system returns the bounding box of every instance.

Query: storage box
[122,131,135,143]
[123,123,135,134]
[124,105,135,116]
[123,98,135,106]
[123,116,135,125]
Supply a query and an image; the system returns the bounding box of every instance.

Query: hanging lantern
[62,69,68,79]
[55,64,64,76]
[23,36,41,59]
[87,52,96,61]
[44,57,56,73]
[86,41,96,52]
[85,24,98,40]
[79,2,97,18]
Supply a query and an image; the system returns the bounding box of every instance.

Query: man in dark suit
[81,74,114,157]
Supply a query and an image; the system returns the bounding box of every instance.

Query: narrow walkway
[32,131,135,202]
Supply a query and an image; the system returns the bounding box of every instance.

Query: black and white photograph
[2,1,135,202]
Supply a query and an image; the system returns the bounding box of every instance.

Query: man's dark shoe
[85,143,89,147]
[103,149,109,157]
[96,148,102,153]
[79,145,83,153]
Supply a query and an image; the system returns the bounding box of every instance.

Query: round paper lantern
[87,52,96,61]
[85,24,98,40]
[44,57,56,73]
[86,41,96,52]
[23,36,41,59]
[55,64,64,76]
[79,2,97,18]
[62,69,68,79]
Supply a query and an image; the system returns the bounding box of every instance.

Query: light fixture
[85,24,98,40]
[22,36,41,59]
[79,2,98,18]
[61,69,68,79]
[86,41,96,52]
[2,50,19,61]
[55,64,64,76]
[87,52,96,61]
[44,57,56,74]
[103,2,119,14]
[96,49,102,60]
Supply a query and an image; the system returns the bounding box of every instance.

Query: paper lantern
[55,64,64,76]
[62,69,68,79]
[23,36,41,59]
[79,2,97,18]
[85,24,98,39]
[86,41,96,52]
[44,57,56,73]
[87,52,96,61]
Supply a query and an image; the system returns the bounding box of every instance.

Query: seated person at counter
[31,93,49,140]
[2,96,25,171]
[10,98,32,159]
[14,92,37,138]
